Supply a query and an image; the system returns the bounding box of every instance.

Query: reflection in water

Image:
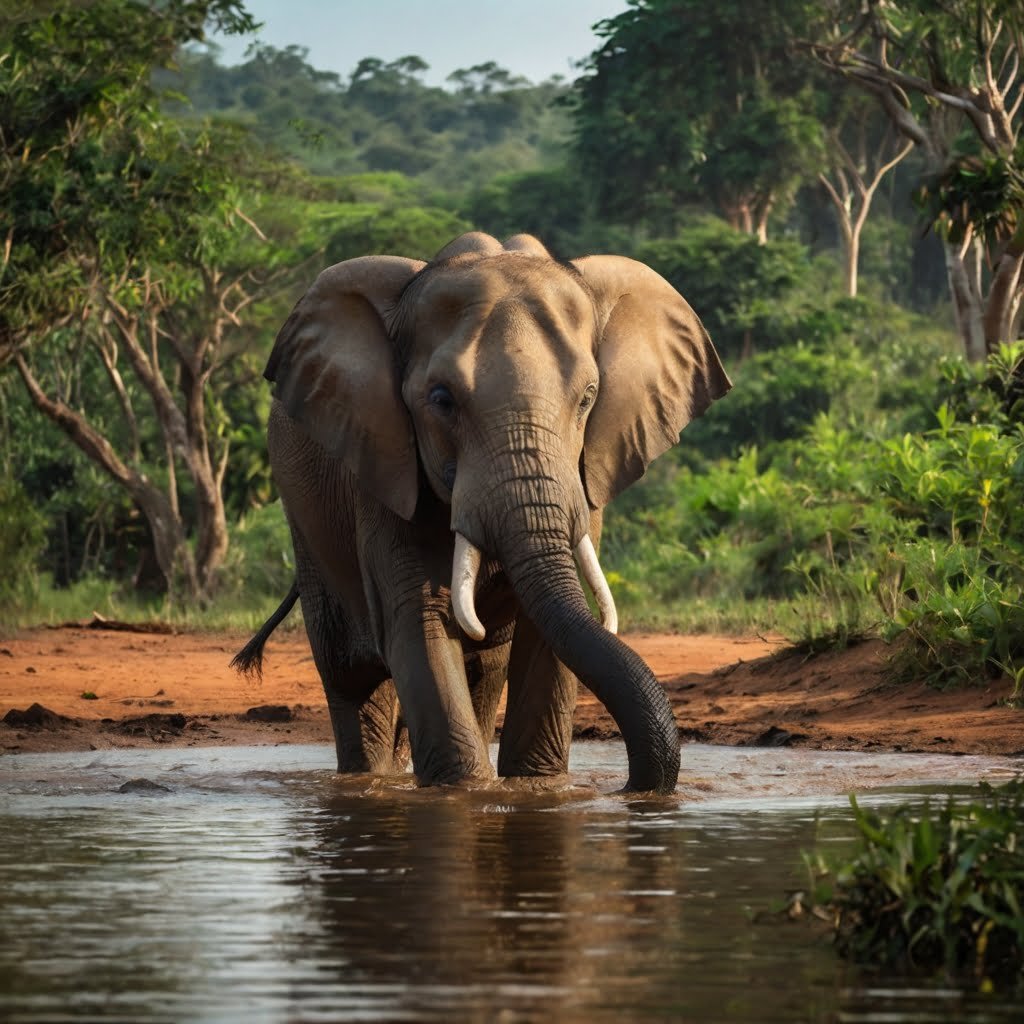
[0,743,1020,1022]
[287,790,835,1021]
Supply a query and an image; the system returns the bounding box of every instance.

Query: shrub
[0,478,46,613]
[218,501,294,601]
[882,543,1024,697]
[934,341,1024,433]
[806,782,1024,990]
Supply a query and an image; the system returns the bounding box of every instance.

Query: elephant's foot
[413,736,496,787]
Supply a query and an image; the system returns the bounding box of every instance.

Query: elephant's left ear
[265,256,426,520]
[572,255,731,509]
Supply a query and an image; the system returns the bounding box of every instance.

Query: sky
[209,0,628,86]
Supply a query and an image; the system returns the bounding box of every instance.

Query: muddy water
[0,743,1020,1023]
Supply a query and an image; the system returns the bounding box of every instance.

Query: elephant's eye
[428,384,456,417]
[577,384,598,420]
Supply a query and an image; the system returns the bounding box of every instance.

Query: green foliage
[874,400,1024,689]
[916,154,1024,249]
[324,203,470,264]
[680,341,870,459]
[934,342,1024,432]
[635,219,815,359]
[572,0,825,234]
[882,544,1024,697]
[464,167,592,258]
[806,783,1024,988]
[175,45,571,189]
[4,574,132,628]
[0,477,46,612]
[605,343,1024,682]
[0,1,331,599]
[218,501,294,602]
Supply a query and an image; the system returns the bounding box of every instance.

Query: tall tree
[571,0,824,240]
[0,0,293,599]
[817,95,913,296]
[807,0,1023,358]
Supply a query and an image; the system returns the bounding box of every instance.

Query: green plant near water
[805,782,1024,989]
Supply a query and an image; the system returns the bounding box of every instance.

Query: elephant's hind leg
[332,678,408,775]
[297,580,401,774]
[463,622,514,744]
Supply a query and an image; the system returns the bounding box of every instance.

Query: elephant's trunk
[452,531,680,794]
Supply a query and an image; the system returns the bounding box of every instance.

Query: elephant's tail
[230,582,300,680]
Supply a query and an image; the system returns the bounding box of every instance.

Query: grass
[2,574,305,635]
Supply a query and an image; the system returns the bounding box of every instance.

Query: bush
[679,340,876,463]
[604,345,1024,672]
[882,543,1024,697]
[219,502,295,601]
[806,782,1024,989]
[0,478,46,613]
[934,341,1024,434]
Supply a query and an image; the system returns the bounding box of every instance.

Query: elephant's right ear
[265,256,425,521]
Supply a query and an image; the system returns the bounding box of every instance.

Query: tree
[571,0,825,240]
[807,1,1023,359]
[817,95,913,296]
[465,167,594,258]
[0,0,297,600]
[178,47,572,190]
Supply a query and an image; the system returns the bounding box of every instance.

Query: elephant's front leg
[383,587,495,786]
[498,613,577,778]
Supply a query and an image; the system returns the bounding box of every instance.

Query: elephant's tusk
[575,535,619,635]
[452,533,486,641]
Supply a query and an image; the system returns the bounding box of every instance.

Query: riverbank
[1,624,1020,757]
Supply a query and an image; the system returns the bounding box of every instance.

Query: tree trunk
[180,359,228,592]
[845,232,859,298]
[944,241,988,362]
[13,352,200,598]
[983,237,1024,353]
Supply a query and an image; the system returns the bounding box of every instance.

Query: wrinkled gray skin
[236,233,730,793]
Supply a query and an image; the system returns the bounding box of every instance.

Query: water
[0,743,1020,1022]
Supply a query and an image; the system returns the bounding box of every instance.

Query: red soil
[0,625,1020,757]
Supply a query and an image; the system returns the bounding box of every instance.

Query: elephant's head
[266,232,731,793]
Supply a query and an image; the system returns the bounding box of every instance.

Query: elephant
[233,232,730,794]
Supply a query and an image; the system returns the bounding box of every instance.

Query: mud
[0,625,1020,757]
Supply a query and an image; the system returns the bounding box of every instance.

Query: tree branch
[106,300,192,463]
[94,325,141,461]
[13,352,143,496]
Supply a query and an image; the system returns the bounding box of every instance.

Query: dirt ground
[1,623,1021,758]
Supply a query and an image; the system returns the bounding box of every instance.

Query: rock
[113,713,188,737]
[752,725,806,747]
[679,726,709,742]
[118,778,170,794]
[244,704,293,723]
[2,703,66,729]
